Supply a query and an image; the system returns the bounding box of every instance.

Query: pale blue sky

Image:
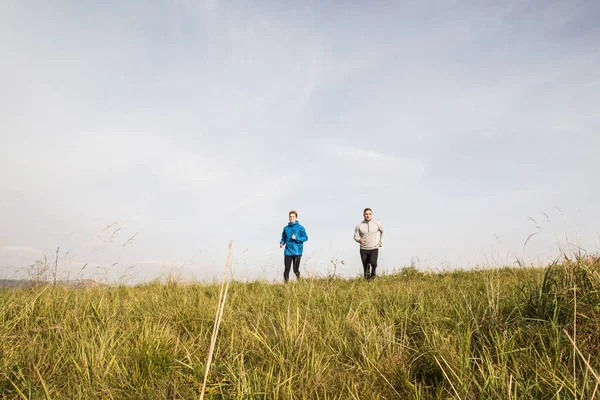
[1,0,599,282]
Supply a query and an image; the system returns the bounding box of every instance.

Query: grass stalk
[199,241,233,400]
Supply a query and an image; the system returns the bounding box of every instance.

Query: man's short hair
[363,208,372,213]
[289,210,298,217]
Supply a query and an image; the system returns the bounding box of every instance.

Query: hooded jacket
[280,221,308,256]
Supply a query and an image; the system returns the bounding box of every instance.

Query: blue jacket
[280,221,308,256]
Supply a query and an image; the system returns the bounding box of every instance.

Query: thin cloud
[0,0,598,281]
[321,143,426,183]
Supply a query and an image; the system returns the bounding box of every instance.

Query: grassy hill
[1,259,599,399]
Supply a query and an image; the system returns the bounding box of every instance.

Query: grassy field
[1,259,599,399]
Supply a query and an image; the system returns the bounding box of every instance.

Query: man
[354,208,384,280]
[279,210,308,283]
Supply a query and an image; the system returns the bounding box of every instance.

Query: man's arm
[378,222,384,245]
[354,224,362,243]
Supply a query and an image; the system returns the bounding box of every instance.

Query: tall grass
[1,258,599,399]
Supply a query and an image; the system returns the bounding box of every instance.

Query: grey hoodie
[354,220,384,250]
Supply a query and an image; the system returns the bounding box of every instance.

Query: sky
[1,0,599,283]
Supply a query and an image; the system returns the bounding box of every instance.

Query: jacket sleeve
[378,221,384,243]
[280,228,287,245]
[295,226,308,243]
[354,224,361,243]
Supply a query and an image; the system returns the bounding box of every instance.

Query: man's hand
[360,238,365,244]
[378,242,383,247]
[291,234,296,240]
[280,244,284,248]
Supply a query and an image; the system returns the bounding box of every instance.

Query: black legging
[284,255,302,282]
[360,249,379,279]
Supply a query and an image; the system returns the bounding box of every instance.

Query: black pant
[360,249,378,279]
[284,255,302,282]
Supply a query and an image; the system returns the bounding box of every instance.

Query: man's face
[289,213,297,223]
[363,210,372,221]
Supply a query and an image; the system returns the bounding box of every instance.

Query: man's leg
[368,249,379,279]
[292,255,302,279]
[284,256,293,283]
[360,250,371,279]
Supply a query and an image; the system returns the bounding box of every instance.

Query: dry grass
[200,241,233,400]
[1,258,599,399]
